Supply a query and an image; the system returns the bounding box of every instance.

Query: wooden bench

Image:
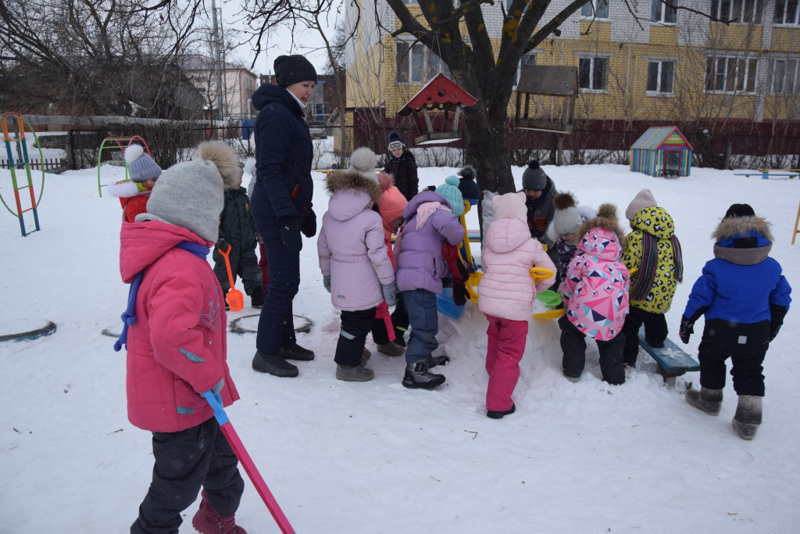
[733,169,799,180]
[638,336,699,386]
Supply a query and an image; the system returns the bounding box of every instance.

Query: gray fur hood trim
[326,169,382,203]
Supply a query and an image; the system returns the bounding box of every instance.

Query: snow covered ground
[1,147,798,533]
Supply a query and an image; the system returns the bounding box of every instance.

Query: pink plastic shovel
[204,391,295,534]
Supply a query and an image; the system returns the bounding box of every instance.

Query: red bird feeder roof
[398,73,478,116]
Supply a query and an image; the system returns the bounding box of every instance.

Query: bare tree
[0,0,203,118]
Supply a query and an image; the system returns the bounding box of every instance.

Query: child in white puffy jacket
[478,192,555,419]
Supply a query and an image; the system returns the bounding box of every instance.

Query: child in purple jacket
[318,148,397,382]
[394,188,465,389]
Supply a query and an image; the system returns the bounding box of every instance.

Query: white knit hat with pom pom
[348,147,378,182]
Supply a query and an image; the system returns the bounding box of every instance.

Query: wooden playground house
[630,126,693,178]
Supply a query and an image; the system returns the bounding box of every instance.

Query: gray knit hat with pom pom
[522,160,548,190]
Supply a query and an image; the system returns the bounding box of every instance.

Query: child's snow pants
[485,315,529,412]
[698,319,769,396]
[622,306,668,366]
[131,417,244,534]
[559,315,626,385]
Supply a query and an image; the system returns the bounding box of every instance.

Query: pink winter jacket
[318,170,395,311]
[119,221,239,433]
[479,202,556,321]
[562,225,630,341]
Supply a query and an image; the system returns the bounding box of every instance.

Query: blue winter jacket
[684,215,791,324]
[250,84,314,223]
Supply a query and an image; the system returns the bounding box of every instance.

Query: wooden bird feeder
[513,65,578,134]
[397,73,478,145]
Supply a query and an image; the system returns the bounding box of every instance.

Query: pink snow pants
[485,314,529,412]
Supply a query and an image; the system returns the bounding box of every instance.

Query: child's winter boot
[685,387,723,415]
[402,360,445,389]
[732,395,762,440]
[376,342,405,356]
[191,491,248,534]
[361,347,372,366]
[336,364,375,382]
[250,287,264,308]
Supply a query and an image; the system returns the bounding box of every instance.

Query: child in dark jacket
[457,166,480,206]
[213,151,264,309]
[621,189,683,366]
[680,203,791,440]
[119,141,247,534]
[559,204,630,385]
[383,130,418,201]
[394,189,465,389]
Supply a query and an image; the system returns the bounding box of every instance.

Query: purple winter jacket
[317,169,395,311]
[395,191,465,294]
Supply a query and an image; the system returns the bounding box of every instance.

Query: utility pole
[211,0,224,120]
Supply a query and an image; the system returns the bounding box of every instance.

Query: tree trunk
[463,107,515,196]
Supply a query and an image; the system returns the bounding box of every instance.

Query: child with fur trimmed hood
[680,204,791,440]
[107,144,162,223]
[119,141,248,533]
[620,189,684,367]
[559,204,630,385]
[478,192,556,419]
[318,148,397,382]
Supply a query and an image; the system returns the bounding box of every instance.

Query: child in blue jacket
[680,204,791,440]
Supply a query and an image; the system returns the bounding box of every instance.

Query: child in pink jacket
[118,142,248,534]
[318,148,397,382]
[478,192,556,419]
[559,204,630,385]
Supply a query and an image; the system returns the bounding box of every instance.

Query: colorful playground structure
[1,112,45,237]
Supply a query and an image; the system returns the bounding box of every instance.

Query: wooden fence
[0,158,68,172]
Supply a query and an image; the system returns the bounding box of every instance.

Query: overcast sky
[216,0,337,75]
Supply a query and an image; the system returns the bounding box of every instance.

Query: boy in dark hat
[383,130,418,201]
[680,204,791,440]
[520,159,559,270]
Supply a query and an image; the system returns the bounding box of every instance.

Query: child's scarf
[630,233,683,301]
[416,201,449,229]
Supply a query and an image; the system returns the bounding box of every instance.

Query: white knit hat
[553,192,583,236]
[349,147,378,182]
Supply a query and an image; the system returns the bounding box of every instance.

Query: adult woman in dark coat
[250,55,318,378]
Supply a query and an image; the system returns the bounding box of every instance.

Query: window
[704,56,758,93]
[774,0,800,25]
[396,41,450,84]
[647,60,675,94]
[710,0,763,23]
[766,59,799,94]
[579,57,607,91]
[651,0,677,24]
[581,0,609,19]
[514,53,537,87]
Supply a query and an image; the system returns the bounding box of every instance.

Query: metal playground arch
[96,135,152,197]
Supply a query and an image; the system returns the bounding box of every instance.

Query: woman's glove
[278,217,302,253]
[301,209,317,238]
[382,283,398,306]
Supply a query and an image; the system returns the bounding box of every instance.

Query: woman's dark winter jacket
[683,215,791,329]
[218,188,257,249]
[383,151,418,201]
[250,84,314,229]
